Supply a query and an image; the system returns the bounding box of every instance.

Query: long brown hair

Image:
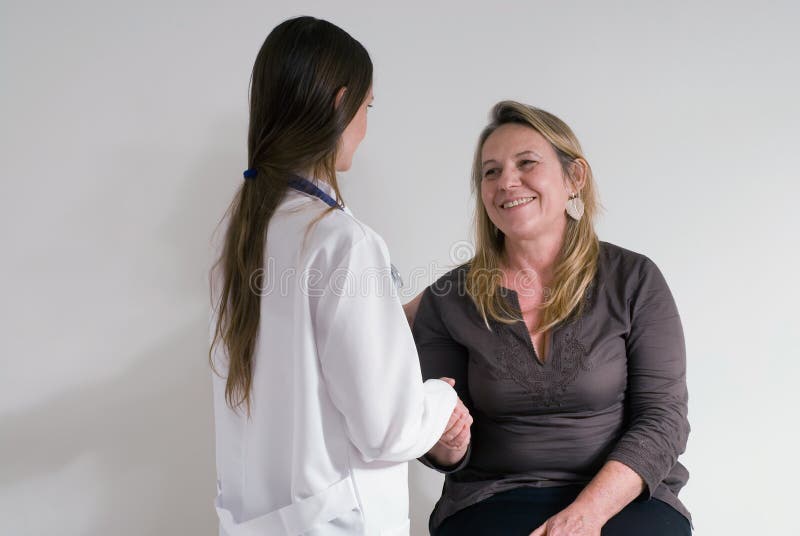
[466,101,600,333]
[209,17,373,414]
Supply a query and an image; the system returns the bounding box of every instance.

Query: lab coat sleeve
[312,231,458,464]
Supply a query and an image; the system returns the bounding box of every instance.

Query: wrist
[569,495,610,525]
[427,442,468,468]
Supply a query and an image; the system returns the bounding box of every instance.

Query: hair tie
[243,168,258,179]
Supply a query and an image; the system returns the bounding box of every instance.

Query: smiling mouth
[501,196,535,209]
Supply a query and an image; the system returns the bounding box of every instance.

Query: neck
[502,227,566,284]
[295,168,317,181]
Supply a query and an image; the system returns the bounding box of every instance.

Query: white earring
[566,193,584,221]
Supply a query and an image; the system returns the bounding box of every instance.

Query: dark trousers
[434,486,691,536]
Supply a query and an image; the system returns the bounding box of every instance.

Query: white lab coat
[211,182,457,536]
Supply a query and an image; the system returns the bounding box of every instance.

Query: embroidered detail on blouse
[492,284,595,407]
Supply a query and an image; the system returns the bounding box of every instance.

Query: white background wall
[2,1,798,534]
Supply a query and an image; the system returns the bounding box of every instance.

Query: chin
[502,225,542,243]
[334,159,352,172]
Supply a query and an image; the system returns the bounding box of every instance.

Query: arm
[531,260,688,535]
[402,291,424,328]
[412,288,473,470]
[606,259,689,496]
[529,461,643,536]
[313,233,458,463]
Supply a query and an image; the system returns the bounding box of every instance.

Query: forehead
[481,123,553,159]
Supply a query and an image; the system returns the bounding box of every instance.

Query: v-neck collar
[502,286,554,367]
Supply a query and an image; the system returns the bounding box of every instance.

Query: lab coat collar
[304,177,353,216]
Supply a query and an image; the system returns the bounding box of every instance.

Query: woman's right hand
[427,378,472,467]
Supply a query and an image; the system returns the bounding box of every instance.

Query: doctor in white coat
[209,17,471,536]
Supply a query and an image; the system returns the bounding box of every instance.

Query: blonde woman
[411,101,691,536]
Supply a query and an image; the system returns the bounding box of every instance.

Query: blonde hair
[466,101,600,333]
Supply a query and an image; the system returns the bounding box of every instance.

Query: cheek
[480,183,495,210]
[356,110,368,139]
[358,118,367,141]
[547,187,568,209]
[342,110,368,149]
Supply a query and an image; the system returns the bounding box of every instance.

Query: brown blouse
[413,242,690,530]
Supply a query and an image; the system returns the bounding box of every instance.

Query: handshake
[427,377,473,467]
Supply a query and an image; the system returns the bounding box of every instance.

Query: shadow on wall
[0,113,244,535]
[409,460,445,535]
[0,318,217,535]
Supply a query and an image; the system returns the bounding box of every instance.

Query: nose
[497,165,521,190]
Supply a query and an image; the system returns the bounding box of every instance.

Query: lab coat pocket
[216,476,361,536]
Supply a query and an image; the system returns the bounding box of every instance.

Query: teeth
[502,197,534,209]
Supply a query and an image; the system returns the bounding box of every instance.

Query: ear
[334,86,347,109]
[567,158,588,193]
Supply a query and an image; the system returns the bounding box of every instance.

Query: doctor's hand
[426,378,472,467]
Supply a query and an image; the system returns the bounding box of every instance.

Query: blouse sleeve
[312,232,457,464]
[412,287,472,473]
[606,259,690,498]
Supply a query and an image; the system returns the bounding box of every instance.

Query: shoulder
[418,264,474,326]
[414,264,471,337]
[596,242,676,309]
[300,205,390,270]
[296,200,384,249]
[427,263,470,298]
[597,241,662,282]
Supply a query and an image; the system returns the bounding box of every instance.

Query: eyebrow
[482,150,543,167]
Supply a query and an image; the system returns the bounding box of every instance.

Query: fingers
[529,523,547,536]
[439,376,456,387]
[443,399,467,431]
[447,418,471,448]
[443,416,469,444]
[443,399,468,432]
[439,394,473,450]
[440,410,472,448]
[443,408,461,434]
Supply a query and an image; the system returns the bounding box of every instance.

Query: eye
[519,159,537,169]
[483,168,499,179]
